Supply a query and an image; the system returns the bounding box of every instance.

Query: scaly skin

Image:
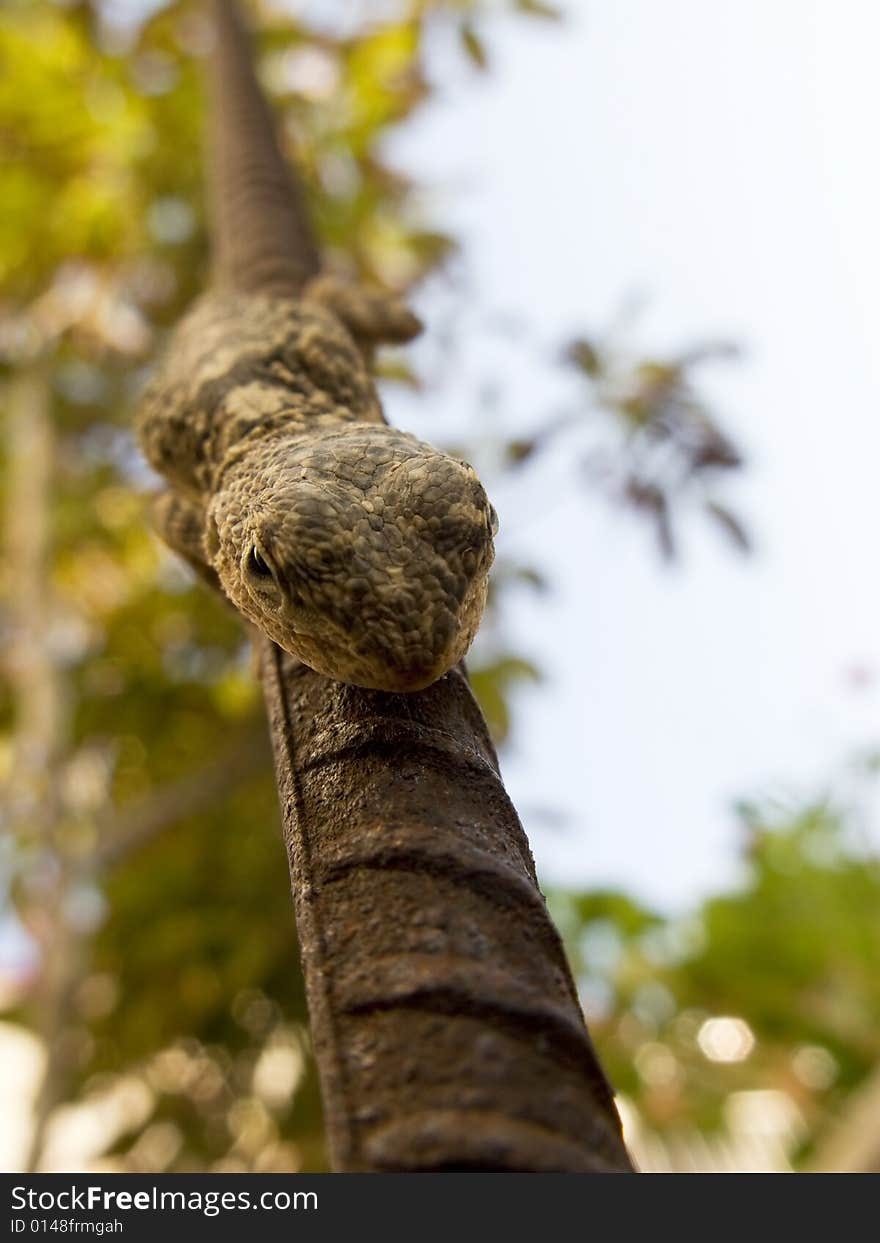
[137,279,498,691]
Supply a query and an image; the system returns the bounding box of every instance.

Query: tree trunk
[3,365,75,1172]
[261,643,633,1172]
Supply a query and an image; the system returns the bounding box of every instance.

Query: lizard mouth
[374,667,452,693]
[277,628,455,693]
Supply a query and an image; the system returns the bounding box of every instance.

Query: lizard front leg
[304,274,423,361]
[150,491,220,592]
[151,490,278,678]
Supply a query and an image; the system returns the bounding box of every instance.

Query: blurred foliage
[3,0,867,1180]
[506,330,748,561]
[552,792,880,1168]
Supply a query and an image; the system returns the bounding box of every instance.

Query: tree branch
[260,642,633,1171]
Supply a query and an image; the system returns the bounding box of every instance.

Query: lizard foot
[304,273,423,353]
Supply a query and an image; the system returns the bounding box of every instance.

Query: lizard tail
[208,0,321,295]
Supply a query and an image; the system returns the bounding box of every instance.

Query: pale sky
[386,0,880,909]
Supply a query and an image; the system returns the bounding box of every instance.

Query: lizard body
[138,286,497,691]
[137,0,497,692]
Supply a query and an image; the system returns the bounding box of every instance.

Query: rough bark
[205,0,634,1172]
[259,645,632,1171]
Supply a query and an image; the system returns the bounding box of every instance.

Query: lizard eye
[488,504,499,536]
[247,546,274,579]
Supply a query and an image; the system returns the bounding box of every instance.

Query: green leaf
[469,655,541,743]
[459,22,489,71]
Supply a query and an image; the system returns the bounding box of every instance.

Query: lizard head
[207,427,498,691]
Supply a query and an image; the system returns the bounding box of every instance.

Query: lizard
[137,0,497,693]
